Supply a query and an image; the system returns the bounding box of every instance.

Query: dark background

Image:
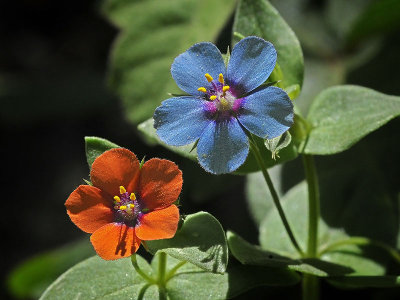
[1,0,400,299]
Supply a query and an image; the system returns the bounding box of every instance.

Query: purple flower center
[113,186,143,226]
[198,73,243,121]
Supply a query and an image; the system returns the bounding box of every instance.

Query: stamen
[218,73,224,84]
[222,86,230,93]
[130,193,136,201]
[119,186,126,194]
[197,87,207,93]
[129,203,135,209]
[119,205,127,210]
[205,73,214,82]
[114,196,121,202]
[210,95,217,101]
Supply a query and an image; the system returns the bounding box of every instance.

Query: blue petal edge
[197,119,249,174]
[171,42,226,97]
[237,86,293,139]
[227,36,277,94]
[154,97,211,146]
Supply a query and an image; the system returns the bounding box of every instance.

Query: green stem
[249,137,304,256]
[165,261,187,281]
[131,255,156,284]
[302,274,319,300]
[302,154,320,258]
[157,252,168,300]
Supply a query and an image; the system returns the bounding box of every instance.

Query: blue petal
[197,119,249,174]
[171,42,226,97]
[237,86,293,139]
[154,97,211,146]
[227,36,277,94]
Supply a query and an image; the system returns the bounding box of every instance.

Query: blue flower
[154,36,294,174]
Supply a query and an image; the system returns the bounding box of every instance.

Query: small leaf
[302,85,400,155]
[265,131,292,160]
[146,212,228,273]
[85,136,119,169]
[39,255,154,299]
[233,0,304,88]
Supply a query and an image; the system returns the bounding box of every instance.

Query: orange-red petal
[90,148,140,197]
[90,223,141,260]
[135,205,179,240]
[65,185,114,233]
[137,158,182,210]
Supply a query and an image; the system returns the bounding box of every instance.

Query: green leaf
[7,240,94,299]
[168,264,300,299]
[259,180,388,276]
[85,136,120,169]
[164,254,300,299]
[40,251,299,300]
[39,255,156,299]
[233,0,304,88]
[137,118,299,174]
[101,0,237,123]
[228,231,353,277]
[146,212,228,273]
[302,85,400,155]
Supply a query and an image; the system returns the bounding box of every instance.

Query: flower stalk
[302,154,320,258]
[249,136,304,256]
[302,154,320,300]
[131,254,156,284]
[157,252,168,300]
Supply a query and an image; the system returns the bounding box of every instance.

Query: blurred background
[1,0,400,299]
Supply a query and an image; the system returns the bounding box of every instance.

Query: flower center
[113,186,139,222]
[198,73,235,109]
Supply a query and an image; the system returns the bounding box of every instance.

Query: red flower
[65,148,182,260]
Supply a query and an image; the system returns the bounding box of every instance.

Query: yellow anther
[129,203,135,209]
[205,73,214,82]
[119,186,126,194]
[119,205,127,210]
[222,86,230,93]
[114,196,121,202]
[218,73,224,84]
[197,87,207,93]
[130,193,136,201]
[210,95,217,101]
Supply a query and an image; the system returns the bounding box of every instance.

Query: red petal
[90,148,140,197]
[135,205,179,240]
[90,223,141,260]
[138,158,182,210]
[65,185,113,233]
